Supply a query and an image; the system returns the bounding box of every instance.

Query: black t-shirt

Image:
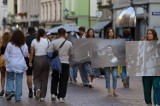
[0,45,7,54]
[26,34,36,53]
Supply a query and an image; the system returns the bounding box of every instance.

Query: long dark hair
[106,28,115,39]
[10,30,25,47]
[37,29,45,42]
[86,28,95,38]
[146,29,158,40]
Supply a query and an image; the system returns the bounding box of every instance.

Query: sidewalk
[0,71,146,106]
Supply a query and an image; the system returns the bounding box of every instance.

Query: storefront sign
[152,12,160,16]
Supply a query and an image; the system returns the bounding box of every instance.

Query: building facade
[7,0,40,33]
[97,0,160,39]
[62,0,98,30]
[112,0,160,40]
[95,0,113,38]
[5,0,97,33]
[0,0,8,33]
[40,0,63,31]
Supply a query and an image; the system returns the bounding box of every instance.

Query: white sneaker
[51,94,56,101]
[40,98,45,102]
[59,98,65,103]
[35,89,41,100]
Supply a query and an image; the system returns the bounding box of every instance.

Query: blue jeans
[70,67,77,81]
[121,66,129,87]
[78,63,89,85]
[6,72,23,101]
[105,67,118,89]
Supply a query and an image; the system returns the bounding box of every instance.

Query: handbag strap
[20,47,25,57]
[58,39,66,50]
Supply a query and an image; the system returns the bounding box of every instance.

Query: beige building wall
[40,0,63,30]
[7,0,14,15]
[40,0,62,22]
[14,0,40,25]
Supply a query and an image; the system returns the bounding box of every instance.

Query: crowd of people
[0,26,159,106]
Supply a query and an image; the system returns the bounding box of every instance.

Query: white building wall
[8,0,14,14]
[0,0,2,28]
[71,0,75,12]
[90,0,97,17]
[149,3,160,28]
[40,0,62,22]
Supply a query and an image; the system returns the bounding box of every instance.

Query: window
[3,0,7,5]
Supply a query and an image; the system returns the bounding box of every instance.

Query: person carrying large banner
[126,29,160,105]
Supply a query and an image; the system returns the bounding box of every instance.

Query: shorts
[0,55,6,68]
[26,66,33,75]
[25,57,33,76]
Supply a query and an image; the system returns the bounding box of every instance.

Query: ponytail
[37,29,45,42]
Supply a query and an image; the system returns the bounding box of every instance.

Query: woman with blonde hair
[0,32,11,96]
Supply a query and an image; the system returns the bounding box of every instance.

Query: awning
[48,24,79,34]
[92,21,111,32]
[116,7,136,27]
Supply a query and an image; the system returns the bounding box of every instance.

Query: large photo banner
[126,41,160,76]
[73,38,96,62]
[73,38,126,68]
[90,39,125,68]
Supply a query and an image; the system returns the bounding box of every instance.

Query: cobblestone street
[0,71,146,106]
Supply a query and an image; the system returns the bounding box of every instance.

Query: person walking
[0,32,11,96]
[121,29,133,88]
[4,30,28,102]
[85,28,101,88]
[25,27,36,98]
[105,28,118,97]
[48,28,73,103]
[142,29,160,106]
[77,26,89,86]
[29,29,50,101]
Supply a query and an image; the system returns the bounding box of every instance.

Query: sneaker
[113,89,118,97]
[107,89,112,97]
[74,79,77,83]
[0,90,5,96]
[28,92,33,98]
[88,84,93,88]
[83,84,88,87]
[5,93,8,98]
[51,94,56,102]
[40,98,45,102]
[35,89,41,100]
[59,98,65,103]
[15,99,21,102]
[6,92,15,101]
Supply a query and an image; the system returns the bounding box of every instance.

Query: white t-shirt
[31,38,50,56]
[47,38,73,64]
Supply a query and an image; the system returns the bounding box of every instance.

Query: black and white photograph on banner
[91,39,126,68]
[73,38,96,62]
[126,41,160,76]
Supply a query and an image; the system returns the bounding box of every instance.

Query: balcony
[98,0,113,8]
